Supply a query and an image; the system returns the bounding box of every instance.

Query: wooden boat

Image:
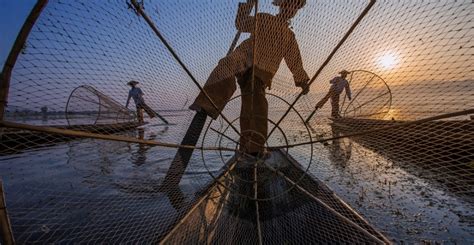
[0,122,143,154]
[157,150,390,244]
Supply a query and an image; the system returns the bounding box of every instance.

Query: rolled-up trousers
[191,55,239,120]
[193,69,268,154]
[136,103,156,122]
[237,71,268,154]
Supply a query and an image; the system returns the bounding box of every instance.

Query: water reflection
[130,128,157,166]
[307,123,353,168]
[62,124,189,211]
[328,123,352,168]
[127,126,187,210]
[331,119,474,202]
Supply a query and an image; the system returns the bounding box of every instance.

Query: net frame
[0,0,472,243]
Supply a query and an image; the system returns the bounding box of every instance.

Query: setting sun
[378,53,398,69]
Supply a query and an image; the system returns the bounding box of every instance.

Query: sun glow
[385,108,400,120]
[378,53,398,69]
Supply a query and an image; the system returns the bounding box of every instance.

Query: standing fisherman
[126,80,157,123]
[306,70,352,121]
[189,0,310,157]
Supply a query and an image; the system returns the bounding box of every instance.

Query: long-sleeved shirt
[126,87,144,107]
[329,76,351,99]
[232,2,309,88]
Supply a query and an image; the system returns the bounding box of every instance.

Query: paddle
[150,108,169,124]
[305,108,318,124]
[161,0,256,186]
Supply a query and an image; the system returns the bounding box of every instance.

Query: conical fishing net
[0,0,472,243]
[66,85,137,127]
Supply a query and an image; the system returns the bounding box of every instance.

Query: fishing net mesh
[0,0,472,243]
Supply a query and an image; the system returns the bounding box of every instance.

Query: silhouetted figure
[190,0,310,156]
[40,106,48,122]
[313,70,352,118]
[126,80,157,123]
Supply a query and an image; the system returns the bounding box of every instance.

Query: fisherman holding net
[306,70,352,122]
[189,0,310,157]
[126,80,157,123]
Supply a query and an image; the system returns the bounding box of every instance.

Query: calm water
[0,113,473,243]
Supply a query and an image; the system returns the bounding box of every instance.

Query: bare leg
[191,77,236,119]
[190,54,243,119]
[238,72,268,154]
[331,94,341,118]
[315,91,332,109]
[136,105,144,123]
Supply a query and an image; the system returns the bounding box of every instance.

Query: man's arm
[125,90,131,108]
[137,88,145,103]
[284,33,310,91]
[235,1,255,33]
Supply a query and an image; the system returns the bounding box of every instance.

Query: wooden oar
[305,108,318,124]
[150,108,169,124]
[162,0,256,186]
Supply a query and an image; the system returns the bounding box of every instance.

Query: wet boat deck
[161,150,390,244]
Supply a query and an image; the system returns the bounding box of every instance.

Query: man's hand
[241,0,256,7]
[297,79,310,95]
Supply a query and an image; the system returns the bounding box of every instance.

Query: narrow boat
[159,150,390,244]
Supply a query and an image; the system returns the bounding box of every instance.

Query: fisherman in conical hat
[313,70,352,118]
[126,80,157,123]
[189,0,310,157]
